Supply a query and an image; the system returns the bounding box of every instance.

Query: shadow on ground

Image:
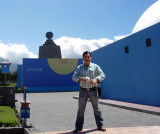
[58,128,97,134]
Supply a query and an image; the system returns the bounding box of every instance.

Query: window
[146,38,151,47]
[125,46,129,54]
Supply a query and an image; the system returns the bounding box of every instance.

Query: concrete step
[73,96,160,115]
[32,126,160,134]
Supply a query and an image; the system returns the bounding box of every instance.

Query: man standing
[72,51,106,133]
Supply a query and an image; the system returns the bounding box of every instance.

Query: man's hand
[91,78,98,85]
[79,77,89,82]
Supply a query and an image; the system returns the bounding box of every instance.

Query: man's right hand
[79,77,89,82]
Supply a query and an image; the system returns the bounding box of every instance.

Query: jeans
[75,87,104,130]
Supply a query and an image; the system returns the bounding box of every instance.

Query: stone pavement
[15,92,160,134]
[32,126,160,134]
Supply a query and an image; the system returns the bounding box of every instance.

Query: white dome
[132,0,160,33]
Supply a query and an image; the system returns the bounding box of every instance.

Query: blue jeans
[75,87,104,130]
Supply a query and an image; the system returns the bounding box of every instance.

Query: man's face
[83,53,92,66]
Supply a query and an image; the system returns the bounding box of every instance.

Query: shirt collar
[83,62,92,67]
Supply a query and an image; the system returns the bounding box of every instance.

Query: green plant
[0,83,16,87]
[0,106,18,127]
[13,107,24,127]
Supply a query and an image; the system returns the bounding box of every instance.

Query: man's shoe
[73,129,82,133]
[98,127,106,131]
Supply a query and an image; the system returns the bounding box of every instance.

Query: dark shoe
[73,129,82,133]
[98,127,106,131]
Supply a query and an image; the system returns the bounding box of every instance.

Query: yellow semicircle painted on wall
[48,58,79,75]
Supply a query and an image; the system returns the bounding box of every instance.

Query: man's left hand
[91,78,98,85]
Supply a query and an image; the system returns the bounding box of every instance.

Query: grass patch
[0,106,18,127]
[0,83,16,87]
[17,87,22,90]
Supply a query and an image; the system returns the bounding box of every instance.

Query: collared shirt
[72,62,105,88]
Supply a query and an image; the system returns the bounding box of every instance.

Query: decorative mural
[22,58,83,92]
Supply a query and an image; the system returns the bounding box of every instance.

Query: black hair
[83,51,92,57]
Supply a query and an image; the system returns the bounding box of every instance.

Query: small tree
[10,70,17,82]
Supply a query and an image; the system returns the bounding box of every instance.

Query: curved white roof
[132,1,160,33]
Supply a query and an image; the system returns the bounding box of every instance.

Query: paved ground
[32,126,160,134]
[15,92,160,133]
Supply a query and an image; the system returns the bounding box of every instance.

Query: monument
[39,31,62,58]
[20,31,83,92]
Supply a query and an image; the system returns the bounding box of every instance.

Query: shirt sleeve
[72,65,81,82]
[95,65,105,82]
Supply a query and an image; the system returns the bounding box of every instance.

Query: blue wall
[17,65,23,88]
[92,22,160,107]
[23,58,83,92]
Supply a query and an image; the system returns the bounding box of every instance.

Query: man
[72,51,106,133]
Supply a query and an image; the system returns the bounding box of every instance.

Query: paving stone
[15,92,160,133]
[31,126,160,134]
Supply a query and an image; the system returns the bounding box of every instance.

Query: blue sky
[0,0,158,63]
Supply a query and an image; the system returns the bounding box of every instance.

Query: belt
[81,87,96,91]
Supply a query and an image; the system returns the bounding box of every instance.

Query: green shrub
[0,106,18,127]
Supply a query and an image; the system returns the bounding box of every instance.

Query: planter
[0,127,28,134]
[0,87,16,108]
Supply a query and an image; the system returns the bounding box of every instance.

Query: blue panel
[17,65,23,88]
[2,65,10,73]
[92,22,160,107]
[20,107,30,118]
[26,86,80,92]
[23,58,83,87]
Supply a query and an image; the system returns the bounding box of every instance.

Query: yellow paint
[48,58,78,75]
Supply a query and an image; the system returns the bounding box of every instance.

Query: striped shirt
[72,62,105,88]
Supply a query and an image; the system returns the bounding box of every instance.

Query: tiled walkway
[32,126,160,134]
[31,98,160,134]
[17,93,160,134]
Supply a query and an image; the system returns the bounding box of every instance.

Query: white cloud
[0,36,119,64]
[55,36,113,58]
[0,41,37,64]
[114,35,129,41]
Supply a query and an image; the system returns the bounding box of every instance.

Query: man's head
[83,51,92,66]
